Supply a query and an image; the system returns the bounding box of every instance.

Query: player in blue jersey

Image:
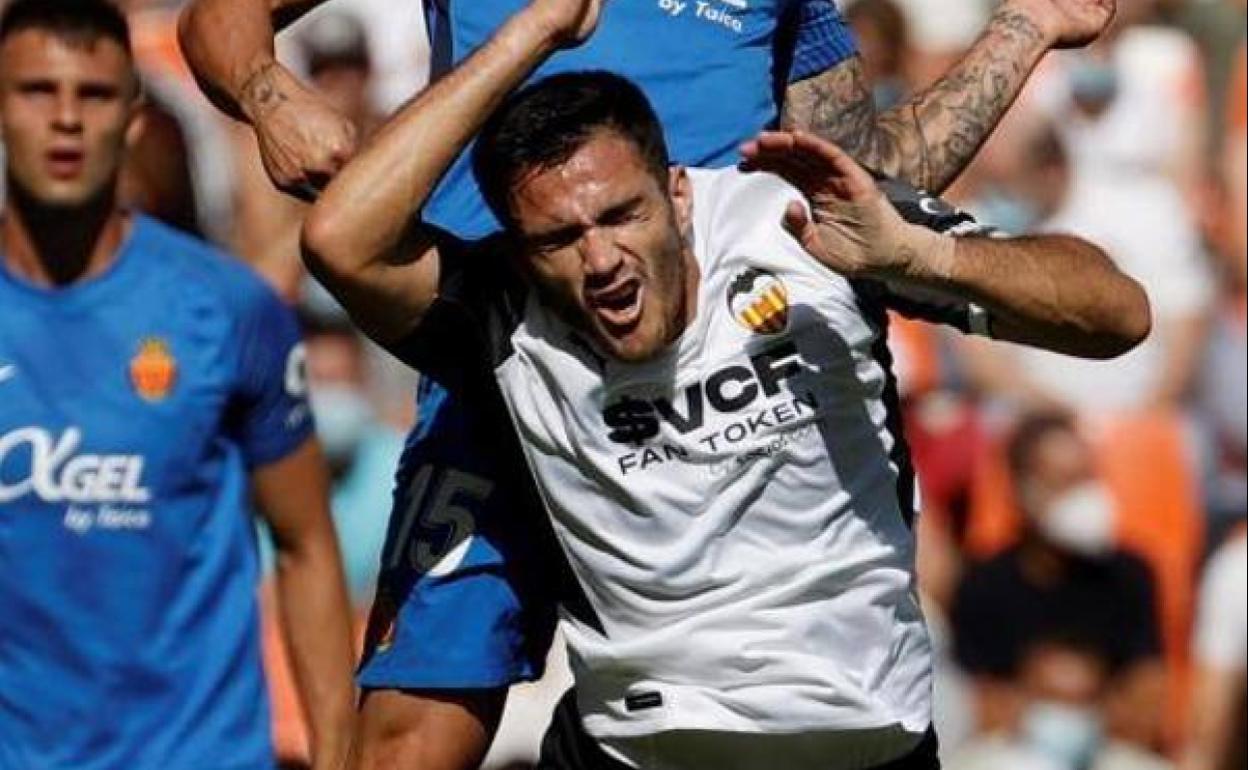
[0,2,355,768]
[180,0,1116,766]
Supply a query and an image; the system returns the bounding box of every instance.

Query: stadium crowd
[2,0,1244,768]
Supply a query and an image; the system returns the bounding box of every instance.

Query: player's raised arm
[741,130,1151,359]
[783,0,1114,193]
[178,0,354,197]
[299,0,603,348]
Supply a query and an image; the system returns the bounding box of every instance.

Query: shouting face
[508,130,698,364]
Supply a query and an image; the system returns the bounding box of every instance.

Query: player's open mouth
[589,279,644,331]
[46,148,85,179]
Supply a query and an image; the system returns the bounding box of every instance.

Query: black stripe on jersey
[851,283,918,529]
[844,177,993,528]
[387,230,606,635]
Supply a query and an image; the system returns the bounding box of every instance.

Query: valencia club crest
[727,267,789,335]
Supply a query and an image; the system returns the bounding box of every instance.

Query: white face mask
[311,385,373,465]
[1021,700,1104,770]
[1033,482,1117,556]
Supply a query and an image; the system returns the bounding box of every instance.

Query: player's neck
[1,184,129,289]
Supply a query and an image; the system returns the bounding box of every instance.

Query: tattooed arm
[783,0,1115,193]
[179,0,356,198]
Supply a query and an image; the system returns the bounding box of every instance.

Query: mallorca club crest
[727,267,789,335]
[129,337,177,402]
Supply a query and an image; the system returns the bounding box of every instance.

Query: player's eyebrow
[523,194,647,252]
[77,81,122,99]
[596,195,645,226]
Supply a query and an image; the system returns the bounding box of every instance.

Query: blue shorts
[358,378,562,690]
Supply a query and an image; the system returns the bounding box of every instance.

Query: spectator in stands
[845,0,911,109]
[951,412,1164,744]
[1181,527,1246,770]
[302,305,404,605]
[949,638,1173,770]
[118,91,201,234]
[974,0,1213,414]
[1195,40,1247,530]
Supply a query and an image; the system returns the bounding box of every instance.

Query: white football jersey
[403,167,990,768]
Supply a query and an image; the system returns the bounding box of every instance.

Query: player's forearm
[901,229,1152,359]
[256,441,357,770]
[178,0,323,121]
[303,10,562,282]
[275,538,357,770]
[785,6,1051,193]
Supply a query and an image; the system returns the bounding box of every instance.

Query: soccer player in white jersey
[300,0,1150,767]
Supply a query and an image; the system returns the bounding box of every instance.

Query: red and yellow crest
[727,268,790,335]
[129,338,177,402]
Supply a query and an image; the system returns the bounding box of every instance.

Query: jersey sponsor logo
[655,0,747,33]
[0,427,151,505]
[602,339,823,475]
[129,338,177,402]
[727,268,789,334]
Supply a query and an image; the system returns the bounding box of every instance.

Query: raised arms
[299,0,602,347]
[783,0,1115,193]
[740,130,1150,359]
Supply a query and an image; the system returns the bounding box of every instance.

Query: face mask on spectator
[1031,481,1117,556]
[1069,56,1118,107]
[1021,700,1104,770]
[311,385,373,465]
[974,191,1041,234]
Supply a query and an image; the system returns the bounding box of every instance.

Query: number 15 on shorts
[386,465,494,578]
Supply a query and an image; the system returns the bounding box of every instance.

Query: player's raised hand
[241,63,358,201]
[739,131,948,281]
[1004,0,1115,50]
[525,0,605,45]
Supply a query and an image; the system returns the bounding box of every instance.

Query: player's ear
[123,75,146,150]
[668,166,692,238]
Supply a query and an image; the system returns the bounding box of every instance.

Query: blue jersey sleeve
[230,279,314,467]
[788,0,858,84]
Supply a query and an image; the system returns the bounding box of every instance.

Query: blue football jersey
[424,0,858,239]
[0,215,313,769]
[360,0,858,691]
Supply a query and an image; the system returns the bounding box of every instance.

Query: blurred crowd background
[3,0,1243,768]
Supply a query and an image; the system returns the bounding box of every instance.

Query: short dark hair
[473,71,670,226]
[0,0,131,55]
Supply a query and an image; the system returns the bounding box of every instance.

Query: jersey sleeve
[230,277,315,468]
[857,178,999,336]
[785,0,859,85]
[388,232,525,393]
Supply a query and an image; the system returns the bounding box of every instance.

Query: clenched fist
[525,0,606,46]
[1004,0,1116,50]
[241,63,358,201]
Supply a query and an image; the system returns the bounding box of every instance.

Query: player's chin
[593,317,661,364]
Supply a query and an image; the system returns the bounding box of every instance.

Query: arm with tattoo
[179,0,357,197]
[783,0,1114,193]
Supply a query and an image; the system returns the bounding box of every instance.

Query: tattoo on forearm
[241,61,288,116]
[784,7,1046,193]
